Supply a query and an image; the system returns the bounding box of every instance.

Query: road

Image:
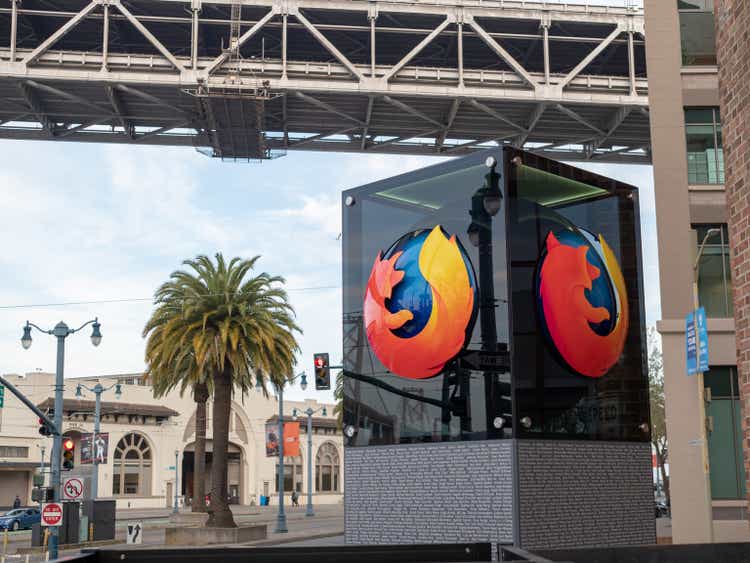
[1,504,344,555]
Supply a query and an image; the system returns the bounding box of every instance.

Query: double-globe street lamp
[21,318,102,560]
[271,371,307,534]
[75,381,121,500]
[292,404,327,517]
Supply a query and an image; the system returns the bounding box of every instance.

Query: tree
[143,253,301,528]
[141,338,210,513]
[648,326,669,504]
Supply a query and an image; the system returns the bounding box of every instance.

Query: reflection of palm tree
[144,254,300,528]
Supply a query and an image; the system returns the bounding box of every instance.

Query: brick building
[645,0,749,543]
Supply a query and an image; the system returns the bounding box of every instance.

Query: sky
[0,139,658,404]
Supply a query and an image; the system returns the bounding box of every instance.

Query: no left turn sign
[41,503,63,527]
[63,477,84,500]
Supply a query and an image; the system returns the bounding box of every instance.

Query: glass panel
[697,248,730,316]
[684,108,715,124]
[679,10,717,66]
[509,159,648,442]
[707,400,741,499]
[704,366,733,398]
[734,397,747,498]
[321,466,332,491]
[124,472,139,495]
[112,474,121,495]
[686,125,718,184]
[333,467,339,492]
[342,151,510,445]
[124,449,140,460]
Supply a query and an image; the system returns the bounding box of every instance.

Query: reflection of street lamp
[467,157,502,435]
[21,318,101,561]
[75,382,122,499]
[692,227,721,543]
[274,372,307,533]
[293,405,327,517]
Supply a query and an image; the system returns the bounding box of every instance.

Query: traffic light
[62,438,75,470]
[314,353,330,390]
[38,418,53,436]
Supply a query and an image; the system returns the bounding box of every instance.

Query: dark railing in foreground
[501,543,750,562]
[67,543,492,563]
[53,541,750,563]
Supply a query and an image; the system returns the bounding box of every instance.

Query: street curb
[242,530,343,547]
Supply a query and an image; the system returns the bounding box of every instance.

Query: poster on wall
[80,432,109,464]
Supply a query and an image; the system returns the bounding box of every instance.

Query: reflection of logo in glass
[537,228,629,378]
[364,226,477,379]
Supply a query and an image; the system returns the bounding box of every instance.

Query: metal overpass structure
[0,0,649,163]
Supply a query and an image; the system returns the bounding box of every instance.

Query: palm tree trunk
[192,382,209,513]
[206,366,236,528]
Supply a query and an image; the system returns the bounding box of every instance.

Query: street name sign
[41,503,63,527]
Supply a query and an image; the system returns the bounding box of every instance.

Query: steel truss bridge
[0,0,649,163]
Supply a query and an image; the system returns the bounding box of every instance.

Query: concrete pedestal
[168,511,209,526]
[164,524,267,546]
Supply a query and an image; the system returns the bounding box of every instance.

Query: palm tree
[143,253,301,528]
[143,294,211,514]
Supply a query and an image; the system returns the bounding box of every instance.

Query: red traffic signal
[38,418,52,437]
[63,438,74,451]
[314,353,330,390]
[62,438,75,470]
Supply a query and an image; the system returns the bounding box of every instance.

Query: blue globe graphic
[382,228,477,339]
[537,228,617,336]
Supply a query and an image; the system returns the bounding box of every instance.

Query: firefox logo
[536,228,629,378]
[363,225,477,379]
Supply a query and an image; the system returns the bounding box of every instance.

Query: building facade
[645,0,747,543]
[0,372,342,510]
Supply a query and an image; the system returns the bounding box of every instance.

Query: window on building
[275,456,303,492]
[315,442,340,492]
[678,0,716,66]
[0,446,29,458]
[685,108,724,185]
[693,224,733,317]
[112,433,152,496]
[704,366,746,500]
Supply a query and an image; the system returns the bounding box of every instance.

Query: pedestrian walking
[13,495,21,509]
[291,490,299,507]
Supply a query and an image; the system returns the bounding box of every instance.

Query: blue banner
[686,307,709,375]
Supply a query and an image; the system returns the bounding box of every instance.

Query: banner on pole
[283,421,300,457]
[80,432,109,464]
[686,307,709,375]
[265,424,279,457]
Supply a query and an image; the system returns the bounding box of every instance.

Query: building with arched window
[0,371,342,509]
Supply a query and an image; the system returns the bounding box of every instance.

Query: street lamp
[21,317,102,560]
[692,227,721,542]
[75,381,121,499]
[292,405,327,517]
[274,371,307,533]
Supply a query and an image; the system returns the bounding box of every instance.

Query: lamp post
[467,156,503,435]
[21,318,102,560]
[75,381,121,500]
[174,450,180,514]
[692,227,721,542]
[293,405,327,517]
[274,372,307,534]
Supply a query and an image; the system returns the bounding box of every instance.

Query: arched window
[112,433,152,496]
[275,455,303,493]
[315,442,340,492]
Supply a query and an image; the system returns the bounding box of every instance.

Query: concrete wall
[344,440,514,545]
[517,441,655,550]
[645,0,717,542]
